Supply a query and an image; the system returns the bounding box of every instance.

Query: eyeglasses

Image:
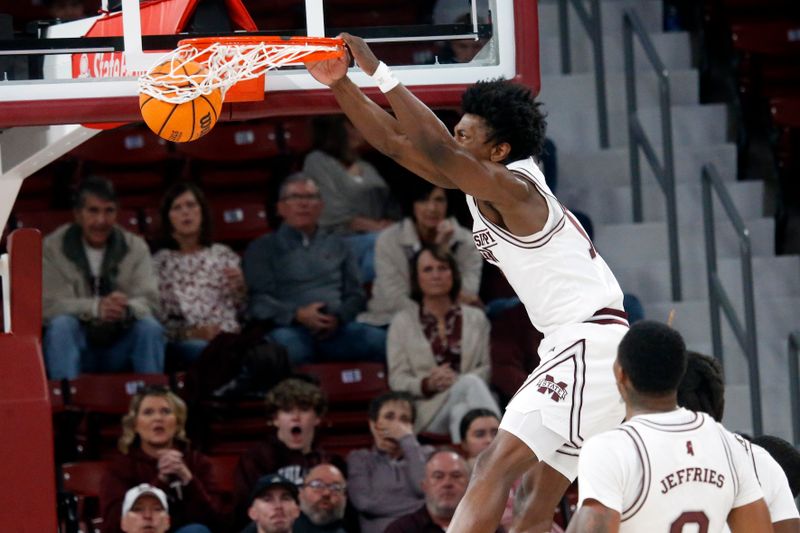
[281,193,321,202]
[304,479,346,493]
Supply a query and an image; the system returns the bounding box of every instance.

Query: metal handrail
[623,9,681,301]
[701,163,762,436]
[789,332,800,444]
[557,0,609,148]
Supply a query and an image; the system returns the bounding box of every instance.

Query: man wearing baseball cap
[120,484,170,533]
[242,473,301,533]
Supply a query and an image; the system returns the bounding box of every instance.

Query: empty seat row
[12,196,269,247]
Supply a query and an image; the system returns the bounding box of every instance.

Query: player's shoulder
[750,442,782,480]
[711,419,751,451]
[583,426,638,453]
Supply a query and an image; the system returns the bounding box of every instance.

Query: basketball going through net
[138,36,345,142]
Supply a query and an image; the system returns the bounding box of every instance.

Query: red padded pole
[0,228,57,532]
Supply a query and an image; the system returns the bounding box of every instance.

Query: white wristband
[370,61,400,93]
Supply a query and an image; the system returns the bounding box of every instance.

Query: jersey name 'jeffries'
[660,467,725,494]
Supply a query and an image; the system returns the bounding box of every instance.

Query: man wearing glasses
[295,464,349,533]
[243,173,386,365]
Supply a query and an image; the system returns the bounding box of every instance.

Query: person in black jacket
[233,379,333,531]
[295,464,349,533]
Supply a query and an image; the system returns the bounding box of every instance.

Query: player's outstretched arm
[773,518,800,533]
[727,499,774,533]
[341,33,530,207]
[565,500,621,533]
[307,46,456,189]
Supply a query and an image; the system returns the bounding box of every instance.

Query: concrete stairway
[537,0,799,440]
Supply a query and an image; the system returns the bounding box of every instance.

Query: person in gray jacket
[42,176,164,380]
[347,392,433,533]
[244,173,386,365]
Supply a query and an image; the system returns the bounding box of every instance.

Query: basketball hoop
[138,36,345,105]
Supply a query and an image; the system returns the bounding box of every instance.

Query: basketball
[138,60,223,143]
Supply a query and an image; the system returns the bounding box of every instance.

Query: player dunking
[307,34,628,532]
[567,321,771,532]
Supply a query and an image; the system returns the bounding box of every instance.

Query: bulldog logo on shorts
[536,374,568,402]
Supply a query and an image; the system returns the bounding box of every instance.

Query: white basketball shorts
[499,322,627,480]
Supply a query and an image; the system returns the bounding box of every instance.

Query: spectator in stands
[244,173,385,365]
[359,180,482,326]
[458,408,499,470]
[153,182,245,364]
[458,409,523,530]
[677,351,800,532]
[302,115,398,282]
[233,378,333,530]
[347,392,434,533]
[42,176,164,380]
[385,450,503,533]
[387,246,499,442]
[120,484,171,533]
[295,464,349,533]
[100,386,224,533]
[436,14,489,65]
[240,474,301,533]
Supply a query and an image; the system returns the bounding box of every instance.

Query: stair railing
[789,332,800,444]
[701,163,762,436]
[557,0,609,148]
[622,8,681,301]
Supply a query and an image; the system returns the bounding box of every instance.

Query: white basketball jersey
[578,409,764,532]
[465,157,624,337]
[721,442,800,531]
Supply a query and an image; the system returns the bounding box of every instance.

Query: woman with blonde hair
[100,386,224,533]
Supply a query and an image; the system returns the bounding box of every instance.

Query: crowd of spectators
[41,119,632,533]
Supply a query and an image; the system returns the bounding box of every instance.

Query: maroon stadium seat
[175,120,281,162]
[60,460,109,533]
[13,210,73,236]
[296,362,389,435]
[71,126,170,165]
[209,196,269,246]
[205,454,240,494]
[279,116,314,154]
[68,373,171,415]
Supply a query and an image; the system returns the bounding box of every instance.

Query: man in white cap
[120,483,170,533]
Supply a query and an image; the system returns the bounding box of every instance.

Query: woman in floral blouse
[153,182,246,363]
[386,246,499,442]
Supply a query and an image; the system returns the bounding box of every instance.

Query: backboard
[0,0,538,233]
[0,0,539,127]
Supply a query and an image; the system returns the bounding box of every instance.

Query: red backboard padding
[0,229,57,531]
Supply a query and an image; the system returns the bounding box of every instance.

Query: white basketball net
[138,40,342,104]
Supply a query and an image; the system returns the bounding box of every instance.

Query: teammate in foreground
[567,321,772,533]
[677,351,800,533]
[307,34,628,532]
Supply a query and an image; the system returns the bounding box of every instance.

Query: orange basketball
[139,60,223,143]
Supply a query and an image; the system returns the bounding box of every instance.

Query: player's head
[615,321,687,402]
[750,435,800,497]
[676,351,725,421]
[459,78,546,164]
